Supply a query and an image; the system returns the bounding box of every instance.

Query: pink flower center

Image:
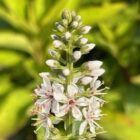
[68,99,76,107]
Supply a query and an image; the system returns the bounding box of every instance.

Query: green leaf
[79,3,127,24]
[0,50,23,67]
[0,32,32,53]
[0,88,32,139]
[2,0,28,19]
[98,23,114,42]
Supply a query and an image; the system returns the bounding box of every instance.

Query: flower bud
[73,51,82,60]
[62,10,71,21]
[62,19,68,27]
[91,68,105,77]
[64,32,71,40]
[81,76,93,85]
[80,26,91,34]
[46,59,60,68]
[55,22,65,32]
[86,61,103,71]
[81,43,95,53]
[71,21,79,28]
[79,38,88,45]
[51,34,59,40]
[53,40,63,48]
[48,49,60,58]
[62,68,70,76]
[75,15,81,21]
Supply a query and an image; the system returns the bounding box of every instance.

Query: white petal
[53,91,67,103]
[81,76,92,85]
[47,118,52,127]
[89,122,96,134]
[73,51,82,60]
[68,84,78,97]
[51,100,59,114]
[76,97,89,106]
[55,104,69,117]
[91,68,105,77]
[82,108,88,119]
[52,83,64,94]
[93,80,102,91]
[72,106,82,120]
[45,126,50,139]
[79,120,87,135]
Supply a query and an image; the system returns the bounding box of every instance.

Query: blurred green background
[0,0,140,140]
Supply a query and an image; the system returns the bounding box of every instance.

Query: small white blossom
[34,74,59,114]
[90,77,108,95]
[53,84,89,120]
[53,40,63,48]
[46,59,59,68]
[73,51,82,60]
[81,26,91,34]
[62,68,70,76]
[33,112,52,139]
[64,32,71,40]
[79,102,102,135]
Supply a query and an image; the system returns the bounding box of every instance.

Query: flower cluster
[32,10,108,139]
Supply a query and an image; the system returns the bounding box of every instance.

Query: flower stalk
[32,10,108,140]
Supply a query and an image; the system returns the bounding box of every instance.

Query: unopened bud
[48,49,60,58]
[55,22,65,32]
[46,59,59,68]
[81,43,95,53]
[80,26,91,34]
[62,68,70,76]
[62,10,72,22]
[51,34,59,40]
[79,38,88,45]
[64,32,71,40]
[86,61,103,70]
[73,51,82,60]
[53,40,63,48]
[91,69,105,77]
[71,21,79,28]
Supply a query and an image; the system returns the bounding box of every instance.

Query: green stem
[65,39,74,136]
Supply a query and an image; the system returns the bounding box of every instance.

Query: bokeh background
[0,0,140,140]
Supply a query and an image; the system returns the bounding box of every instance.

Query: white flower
[62,68,70,76]
[34,74,59,114]
[81,76,93,85]
[81,26,91,34]
[53,40,63,48]
[53,84,89,120]
[46,59,59,68]
[79,38,88,45]
[73,51,82,60]
[64,32,71,40]
[33,112,52,139]
[90,77,108,95]
[79,103,102,135]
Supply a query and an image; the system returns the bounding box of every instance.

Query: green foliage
[0,0,140,140]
